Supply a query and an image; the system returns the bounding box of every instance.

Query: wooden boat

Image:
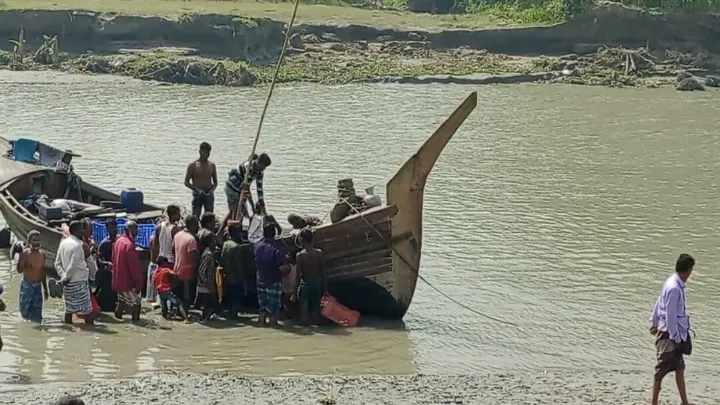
[282,92,477,319]
[0,137,164,270]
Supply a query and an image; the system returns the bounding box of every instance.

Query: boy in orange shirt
[154,256,189,322]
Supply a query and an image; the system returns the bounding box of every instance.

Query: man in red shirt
[173,215,200,311]
[112,220,144,322]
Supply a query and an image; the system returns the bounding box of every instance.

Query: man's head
[199,229,215,250]
[200,212,216,231]
[126,220,138,239]
[106,218,118,239]
[68,220,84,238]
[166,204,181,223]
[228,222,243,243]
[199,142,211,161]
[287,213,305,229]
[263,223,277,240]
[675,253,695,282]
[26,230,41,250]
[299,228,313,248]
[81,218,92,238]
[185,215,199,234]
[256,153,271,171]
[61,153,73,165]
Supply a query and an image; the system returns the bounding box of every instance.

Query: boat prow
[283,92,477,319]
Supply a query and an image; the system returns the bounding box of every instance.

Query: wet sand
[2,370,720,404]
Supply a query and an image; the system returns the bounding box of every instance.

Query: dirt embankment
[0,4,719,88]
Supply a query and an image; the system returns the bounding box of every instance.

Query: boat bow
[386,92,478,314]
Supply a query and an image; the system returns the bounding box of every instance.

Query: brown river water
[0,71,718,386]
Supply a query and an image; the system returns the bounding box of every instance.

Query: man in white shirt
[55,220,96,325]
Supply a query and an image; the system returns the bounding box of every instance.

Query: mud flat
[2,370,720,404]
[1,3,719,87]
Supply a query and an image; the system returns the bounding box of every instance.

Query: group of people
[148,204,326,326]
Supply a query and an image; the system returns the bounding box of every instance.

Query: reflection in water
[0,256,414,383]
[1,71,720,381]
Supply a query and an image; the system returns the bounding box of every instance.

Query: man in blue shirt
[253,223,289,326]
[95,218,118,312]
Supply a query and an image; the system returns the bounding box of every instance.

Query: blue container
[92,217,156,249]
[120,188,144,213]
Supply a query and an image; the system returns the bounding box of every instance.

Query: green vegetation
[0,0,497,29]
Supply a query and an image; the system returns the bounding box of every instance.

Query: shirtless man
[294,228,325,325]
[16,230,48,322]
[185,142,218,217]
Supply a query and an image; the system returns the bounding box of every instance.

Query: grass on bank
[0,0,501,29]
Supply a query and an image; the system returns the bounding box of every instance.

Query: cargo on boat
[0,136,163,273]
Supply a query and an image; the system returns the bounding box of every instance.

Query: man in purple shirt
[649,253,694,405]
[253,223,290,326]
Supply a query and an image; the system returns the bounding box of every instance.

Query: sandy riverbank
[2,370,720,404]
[0,3,719,88]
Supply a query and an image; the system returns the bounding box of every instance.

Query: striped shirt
[226,160,264,202]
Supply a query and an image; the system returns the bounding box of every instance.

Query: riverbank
[3,370,720,404]
[1,3,720,87]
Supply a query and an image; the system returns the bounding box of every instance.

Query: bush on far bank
[391,0,720,24]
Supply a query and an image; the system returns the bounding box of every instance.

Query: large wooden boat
[282,92,477,319]
[0,137,163,269]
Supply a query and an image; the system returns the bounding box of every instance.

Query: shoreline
[0,5,719,89]
[3,370,720,404]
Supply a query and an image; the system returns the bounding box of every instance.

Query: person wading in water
[56,220,97,325]
[185,142,218,217]
[294,228,325,325]
[112,221,144,322]
[17,230,48,322]
[650,253,695,405]
[253,223,289,326]
[173,215,200,311]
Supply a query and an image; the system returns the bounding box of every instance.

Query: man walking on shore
[650,253,694,405]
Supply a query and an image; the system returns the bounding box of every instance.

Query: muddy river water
[0,71,718,385]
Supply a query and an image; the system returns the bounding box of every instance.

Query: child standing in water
[17,230,48,322]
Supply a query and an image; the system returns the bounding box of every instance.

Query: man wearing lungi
[56,221,97,325]
[649,253,694,405]
[253,223,290,326]
[112,220,144,322]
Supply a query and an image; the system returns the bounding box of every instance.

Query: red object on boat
[320,294,360,327]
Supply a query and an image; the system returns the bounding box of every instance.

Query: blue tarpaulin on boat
[12,138,38,163]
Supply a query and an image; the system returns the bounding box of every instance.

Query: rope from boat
[233,0,301,221]
[339,198,519,327]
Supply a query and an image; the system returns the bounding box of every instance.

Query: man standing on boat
[224,153,272,220]
[185,142,218,217]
